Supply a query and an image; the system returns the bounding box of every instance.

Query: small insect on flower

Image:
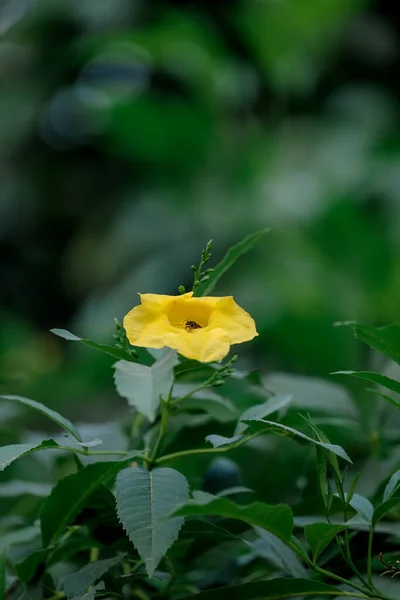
[123,292,258,363]
[185,320,202,332]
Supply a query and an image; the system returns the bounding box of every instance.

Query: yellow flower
[123,292,258,363]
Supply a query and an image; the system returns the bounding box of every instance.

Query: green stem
[155,431,260,465]
[289,542,386,600]
[31,444,147,461]
[341,503,375,592]
[149,387,173,467]
[367,528,374,586]
[169,381,209,407]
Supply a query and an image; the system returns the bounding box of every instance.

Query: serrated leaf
[193,229,269,297]
[115,466,189,577]
[333,371,400,396]
[234,394,292,435]
[40,461,125,546]
[173,495,293,543]
[178,578,341,600]
[304,523,345,562]
[383,469,400,502]
[113,350,176,422]
[243,419,352,463]
[0,395,82,441]
[69,581,105,600]
[371,388,400,409]
[346,323,400,365]
[372,498,400,529]
[63,556,122,599]
[15,548,51,582]
[51,328,136,363]
[0,439,59,472]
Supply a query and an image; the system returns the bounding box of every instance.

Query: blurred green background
[1,0,400,500]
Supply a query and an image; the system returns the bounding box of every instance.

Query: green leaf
[178,578,342,600]
[346,472,360,505]
[304,419,345,508]
[333,371,400,396]
[113,349,176,422]
[235,394,292,435]
[264,372,357,417]
[253,528,307,577]
[304,523,346,562]
[63,556,122,599]
[372,498,400,529]
[47,535,99,567]
[173,495,293,544]
[0,439,59,472]
[70,582,105,600]
[0,395,82,441]
[383,469,400,501]
[0,554,6,599]
[371,388,400,409]
[347,493,374,524]
[51,328,137,363]
[205,434,242,448]
[40,461,125,546]
[315,446,328,504]
[115,466,189,577]
[0,480,52,497]
[173,385,239,423]
[193,229,269,297]
[0,525,40,552]
[243,419,352,463]
[342,322,400,365]
[15,548,51,583]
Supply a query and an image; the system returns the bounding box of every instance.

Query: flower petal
[208,296,258,344]
[123,303,175,349]
[167,294,219,328]
[139,292,192,312]
[163,328,230,362]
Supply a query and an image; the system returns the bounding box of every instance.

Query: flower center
[167,298,211,330]
[185,320,202,332]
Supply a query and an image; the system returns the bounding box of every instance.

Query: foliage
[1,233,400,600]
[2,0,400,598]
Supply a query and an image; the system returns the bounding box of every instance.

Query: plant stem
[289,542,387,600]
[314,565,372,597]
[31,444,147,461]
[340,504,375,592]
[90,547,99,562]
[155,431,261,465]
[367,528,374,586]
[169,381,209,407]
[148,387,173,467]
